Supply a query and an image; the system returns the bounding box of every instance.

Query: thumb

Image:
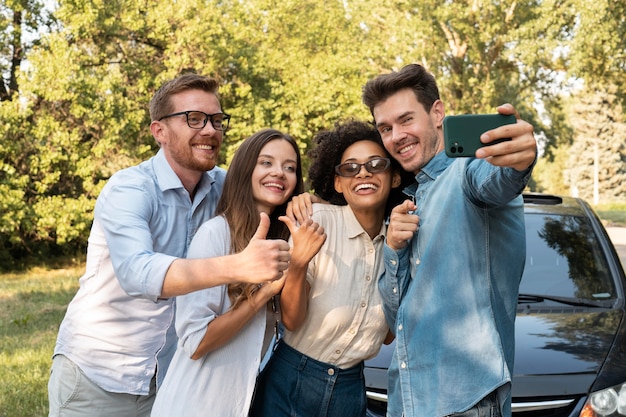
[393,199,415,215]
[278,215,296,234]
[252,212,270,241]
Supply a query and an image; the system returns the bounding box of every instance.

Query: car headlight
[581,383,626,416]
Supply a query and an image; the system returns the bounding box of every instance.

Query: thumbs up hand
[236,212,291,283]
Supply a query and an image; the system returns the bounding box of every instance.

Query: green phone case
[443,114,516,157]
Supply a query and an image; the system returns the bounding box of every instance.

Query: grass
[0,265,81,417]
[594,202,626,227]
[0,206,624,416]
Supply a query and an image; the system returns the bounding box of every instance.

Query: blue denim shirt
[379,152,532,417]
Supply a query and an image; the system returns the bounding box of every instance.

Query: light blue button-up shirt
[54,149,226,395]
[379,152,532,417]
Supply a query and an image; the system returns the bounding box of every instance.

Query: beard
[167,140,221,173]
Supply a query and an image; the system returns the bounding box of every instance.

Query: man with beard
[48,74,292,417]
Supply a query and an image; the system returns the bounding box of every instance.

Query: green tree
[0,0,55,100]
[0,0,165,267]
[3,0,624,267]
[564,83,626,203]
[565,0,626,105]
[351,0,553,151]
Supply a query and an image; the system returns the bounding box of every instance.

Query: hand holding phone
[443,114,516,157]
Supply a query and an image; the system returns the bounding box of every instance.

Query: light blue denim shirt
[54,149,226,394]
[379,151,532,417]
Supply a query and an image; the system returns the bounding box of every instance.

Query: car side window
[521,213,616,301]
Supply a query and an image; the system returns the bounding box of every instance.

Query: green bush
[594,203,626,227]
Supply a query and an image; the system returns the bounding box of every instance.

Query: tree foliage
[564,83,626,203]
[0,0,56,100]
[0,0,624,267]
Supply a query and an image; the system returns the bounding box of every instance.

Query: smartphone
[443,114,516,157]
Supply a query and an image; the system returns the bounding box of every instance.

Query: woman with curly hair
[150,129,326,417]
[250,119,411,417]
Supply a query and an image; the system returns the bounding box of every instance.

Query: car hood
[365,309,623,397]
[513,309,622,397]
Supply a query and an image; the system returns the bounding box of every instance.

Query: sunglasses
[334,157,391,177]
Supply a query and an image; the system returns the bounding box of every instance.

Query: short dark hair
[362,64,440,119]
[149,74,220,121]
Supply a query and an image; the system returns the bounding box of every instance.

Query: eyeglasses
[335,157,391,177]
[158,110,231,131]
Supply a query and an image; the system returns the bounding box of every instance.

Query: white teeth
[399,144,415,154]
[195,144,214,150]
[355,183,378,192]
[264,182,284,190]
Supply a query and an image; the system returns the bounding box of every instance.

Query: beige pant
[47,354,156,417]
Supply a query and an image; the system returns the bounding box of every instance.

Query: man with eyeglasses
[48,73,293,417]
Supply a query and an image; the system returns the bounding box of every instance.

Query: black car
[364,193,626,417]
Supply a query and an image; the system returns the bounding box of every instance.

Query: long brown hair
[217,129,304,309]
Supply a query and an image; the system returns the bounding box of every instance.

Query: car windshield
[520,213,617,302]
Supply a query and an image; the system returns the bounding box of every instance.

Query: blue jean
[249,341,366,417]
[446,391,501,417]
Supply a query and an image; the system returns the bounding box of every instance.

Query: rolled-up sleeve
[96,177,180,301]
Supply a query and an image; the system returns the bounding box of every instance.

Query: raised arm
[277,216,326,331]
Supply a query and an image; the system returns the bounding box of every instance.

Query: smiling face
[252,139,299,215]
[151,89,224,182]
[334,140,400,217]
[373,88,445,174]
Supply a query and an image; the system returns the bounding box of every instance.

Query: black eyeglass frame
[158,110,231,131]
[334,157,392,177]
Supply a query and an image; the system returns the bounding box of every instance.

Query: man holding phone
[362,63,536,417]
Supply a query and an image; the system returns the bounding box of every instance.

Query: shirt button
[368,248,374,253]
[415,258,421,265]
[398,324,403,331]
[361,302,366,308]
[366,275,371,281]
[335,349,341,354]
[401,362,407,369]
[393,287,397,293]
[390,260,397,266]
[328,368,335,376]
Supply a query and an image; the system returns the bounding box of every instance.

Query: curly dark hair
[307,119,414,215]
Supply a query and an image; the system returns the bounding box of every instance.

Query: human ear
[150,120,166,146]
[431,99,445,128]
[391,171,402,188]
[334,175,344,194]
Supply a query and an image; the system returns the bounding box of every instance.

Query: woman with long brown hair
[151,129,326,417]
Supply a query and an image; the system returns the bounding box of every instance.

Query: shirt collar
[403,151,454,198]
[417,151,453,184]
